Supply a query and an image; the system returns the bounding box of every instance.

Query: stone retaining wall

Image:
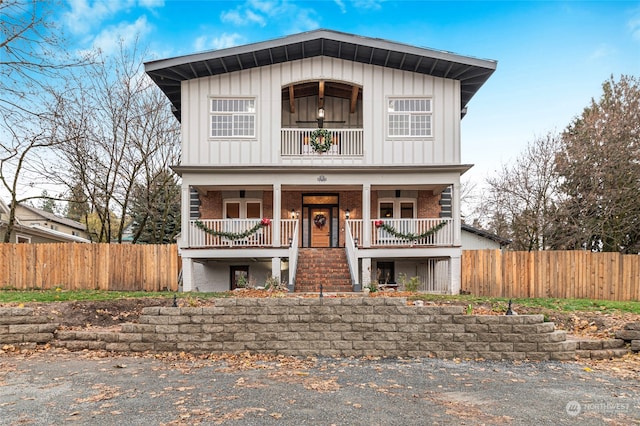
[8,300,635,361]
[57,298,577,360]
[0,308,58,348]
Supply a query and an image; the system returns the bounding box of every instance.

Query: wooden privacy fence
[0,243,180,291]
[462,250,640,301]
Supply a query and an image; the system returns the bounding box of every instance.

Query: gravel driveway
[0,351,638,425]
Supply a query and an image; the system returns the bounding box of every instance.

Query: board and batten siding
[181,56,461,167]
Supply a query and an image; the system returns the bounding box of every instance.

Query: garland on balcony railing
[374,220,447,242]
[194,218,271,240]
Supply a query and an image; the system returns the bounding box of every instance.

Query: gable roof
[19,204,87,231]
[461,223,510,247]
[145,29,497,120]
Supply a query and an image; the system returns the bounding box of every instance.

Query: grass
[408,294,640,314]
[0,289,227,304]
[1,289,639,314]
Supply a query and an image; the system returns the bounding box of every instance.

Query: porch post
[362,183,371,248]
[181,184,191,248]
[273,183,281,247]
[450,254,461,295]
[361,258,372,289]
[452,182,461,246]
[181,257,194,292]
[271,257,281,284]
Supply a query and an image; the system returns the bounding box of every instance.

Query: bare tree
[0,0,90,242]
[555,75,640,253]
[482,133,561,251]
[46,40,180,242]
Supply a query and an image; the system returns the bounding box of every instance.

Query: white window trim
[223,199,263,219]
[209,97,257,139]
[386,97,433,138]
[378,198,416,219]
[15,234,31,243]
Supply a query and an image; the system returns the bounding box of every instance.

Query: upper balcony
[281,128,364,157]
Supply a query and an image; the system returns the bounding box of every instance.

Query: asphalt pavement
[0,351,638,425]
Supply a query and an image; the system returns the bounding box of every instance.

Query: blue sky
[58,0,640,188]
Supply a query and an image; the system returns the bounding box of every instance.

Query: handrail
[287,220,300,291]
[345,221,359,290]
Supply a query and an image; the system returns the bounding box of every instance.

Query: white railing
[372,218,454,246]
[345,218,454,247]
[281,128,364,156]
[187,219,298,248]
[288,220,300,290]
[345,221,359,288]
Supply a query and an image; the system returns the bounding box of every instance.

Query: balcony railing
[187,219,298,248]
[348,218,454,247]
[281,128,364,156]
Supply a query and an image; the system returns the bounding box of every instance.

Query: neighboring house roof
[145,29,497,120]
[1,199,91,243]
[461,223,510,247]
[18,204,87,232]
[25,225,91,243]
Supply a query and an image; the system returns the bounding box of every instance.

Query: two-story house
[145,30,496,294]
[0,199,90,243]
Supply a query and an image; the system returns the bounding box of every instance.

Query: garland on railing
[194,218,271,240]
[374,220,447,242]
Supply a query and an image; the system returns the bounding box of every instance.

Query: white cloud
[588,44,615,61]
[90,16,152,56]
[62,0,163,35]
[220,1,320,33]
[352,0,383,10]
[194,33,245,52]
[221,9,266,27]
[629,14,640,42]
[334,0,347,13]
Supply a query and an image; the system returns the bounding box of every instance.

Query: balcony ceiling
[145,29,497,121]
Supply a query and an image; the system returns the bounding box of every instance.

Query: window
[224,200,262,219]
[387,98,432,137]
[210,98,255,138]
[378,199,415,219]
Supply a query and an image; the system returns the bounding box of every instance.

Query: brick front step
[295,248,353,292]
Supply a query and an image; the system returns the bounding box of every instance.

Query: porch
[184,217,454,249]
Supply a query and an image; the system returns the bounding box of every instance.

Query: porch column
[450,254,461,295]
[181,184,191,248]
[271,257,281,283]
[181,257,194,292]
[452,182,461,246]
[361,258,372,288]
[362,183,371,248]
[272,183,281,247]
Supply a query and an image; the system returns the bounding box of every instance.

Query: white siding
[181,56,461,167]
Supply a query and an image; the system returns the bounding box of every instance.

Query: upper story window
[210,98,256,138]
[387,98,432,137]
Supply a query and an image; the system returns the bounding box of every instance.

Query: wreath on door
[313,213,327,228]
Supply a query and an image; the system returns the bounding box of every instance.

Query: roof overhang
[145,29,497,121]
[171,164,474,176]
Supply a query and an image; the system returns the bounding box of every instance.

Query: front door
[310,208,331,247]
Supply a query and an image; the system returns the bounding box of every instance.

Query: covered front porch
[178,175,463,294]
